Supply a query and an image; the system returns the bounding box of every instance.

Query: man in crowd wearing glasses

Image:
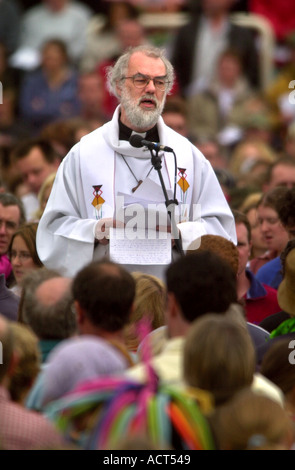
[36,45,236,278]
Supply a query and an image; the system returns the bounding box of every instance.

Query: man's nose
[0,222,7,234]
[260,223,270,235]
[145,78,156,93]
[27,173,37,187]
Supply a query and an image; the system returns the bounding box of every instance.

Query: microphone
[129,134,173,153]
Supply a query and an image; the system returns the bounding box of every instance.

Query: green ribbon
[269,317,295,338]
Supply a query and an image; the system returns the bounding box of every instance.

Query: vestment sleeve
[178,149,237,251]
[36,144,98,277]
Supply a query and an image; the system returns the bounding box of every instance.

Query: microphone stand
[150,148,184,257]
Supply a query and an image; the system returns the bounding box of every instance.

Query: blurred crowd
[0,0,295,452]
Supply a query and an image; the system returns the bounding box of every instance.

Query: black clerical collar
[119,119,159,142]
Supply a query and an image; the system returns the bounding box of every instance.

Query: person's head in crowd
[72,259,136,341]
[64,117,97,143]
[162,97,189,137]
[231,208,283,323]
[208,387,294,450]
[228,139,277,180]
[40,120,77,159]
[0,192,25,258]
[8,322,41,405]
[41,336,129,407]
[260,338,295,419]
[165,251,238,338]
[237,160,274,191]
[188,234,239,275]
[11,138,61,196]
[242,112,275,145]
[263,157,295,192]
[183,314,256,407]
[106,45,175,132]
[227,185,259,211]
[115,17,147,51]
[102,0,140,30]
[0,313,67,450]
[216,47,245,88]
[8,222,43,295]
[124,272,166,354]
[240,193,268,259]
[257,186,290,254]
[192,134,228,169]
[40,38,70,74]
[276,187,295,240]
[78,72,107,122]
[232,210,252,276]
[34,172,56,221]
[20,268,76,343]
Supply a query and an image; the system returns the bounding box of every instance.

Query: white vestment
[36,106,236,278]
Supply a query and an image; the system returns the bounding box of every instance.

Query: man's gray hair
[0,192,26,226]
[21,268,77,340]
[106,45,175,99]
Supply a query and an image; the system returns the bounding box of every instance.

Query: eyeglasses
[10,250,32,261]
[122,74,170,91]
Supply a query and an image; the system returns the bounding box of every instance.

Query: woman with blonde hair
[240,192,268,261]
[183,314,256,408]
[34,172,56,221]
[9,322,41,405]
[208,388,294,450]
[124,272,166,359]
[229,140,278,184]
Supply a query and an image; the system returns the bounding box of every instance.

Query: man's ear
[116,81,122,98]
[6,351,19,379]
[166,292,180,319]
[74,300,85,325]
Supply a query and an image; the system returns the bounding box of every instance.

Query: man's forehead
[0,203,20,218]
[272,164,295,179]
[128,52,166,74]
[22,146,47,162]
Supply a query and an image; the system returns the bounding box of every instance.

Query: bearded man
[36,45,236,278]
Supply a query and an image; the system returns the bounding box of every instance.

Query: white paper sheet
[109,228,171,265]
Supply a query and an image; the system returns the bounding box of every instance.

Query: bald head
[35,277,72,307]
[23,275,77,340]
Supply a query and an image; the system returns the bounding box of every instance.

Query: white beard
[120,90,165,129]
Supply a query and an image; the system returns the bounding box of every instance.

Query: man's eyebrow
[135,72,167,79]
